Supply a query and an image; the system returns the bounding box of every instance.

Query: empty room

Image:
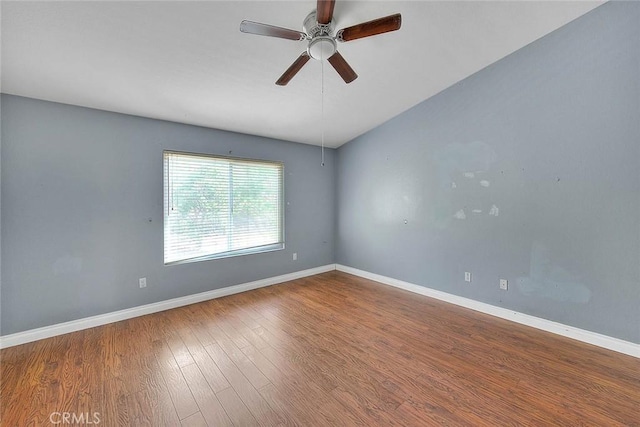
[1,0,639,425]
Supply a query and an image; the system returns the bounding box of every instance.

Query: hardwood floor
[1,271,638,426]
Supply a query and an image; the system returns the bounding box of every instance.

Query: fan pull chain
[321,46,325,167]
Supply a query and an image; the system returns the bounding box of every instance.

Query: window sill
[164,243,285,266]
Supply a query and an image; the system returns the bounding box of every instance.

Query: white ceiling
[1,1,602,148]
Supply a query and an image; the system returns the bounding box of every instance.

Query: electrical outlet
[464,272,471,282]
[500,279,508,290]
[139,277,147,288]
[293,252,297,261]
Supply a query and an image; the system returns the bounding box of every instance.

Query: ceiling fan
[240,0,402,86]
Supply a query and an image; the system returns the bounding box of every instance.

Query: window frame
[163,150,285,265]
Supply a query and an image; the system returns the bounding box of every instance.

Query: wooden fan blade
[327,52,358,84]
[337,13,402,42]
[276,52,311,86]
[317,0,336,25]
[240,20,306,41]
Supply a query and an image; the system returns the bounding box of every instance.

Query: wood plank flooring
[1,271,638,426]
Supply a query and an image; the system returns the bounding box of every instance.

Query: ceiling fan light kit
[240,0,402,85]
[307,36,337,61]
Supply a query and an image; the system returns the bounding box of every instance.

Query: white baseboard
[336,264,640,359]
[3,263,638,359]
[0,264,336,349]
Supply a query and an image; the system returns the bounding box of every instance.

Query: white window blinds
[164,151,284,264]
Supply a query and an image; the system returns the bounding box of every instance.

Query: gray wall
[337,2,640,343]
[0,92,3,335]
[1,95,335,335]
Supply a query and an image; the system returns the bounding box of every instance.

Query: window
[164,151,284,264]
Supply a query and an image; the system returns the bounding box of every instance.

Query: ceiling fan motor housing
[304,11,337,60]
